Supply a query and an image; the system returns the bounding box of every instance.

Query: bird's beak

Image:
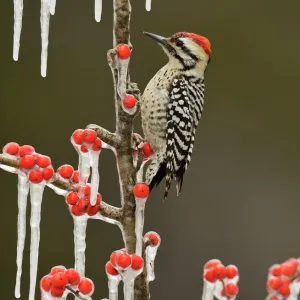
[143,32,169,47]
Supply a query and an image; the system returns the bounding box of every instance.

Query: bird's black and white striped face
[144,31,211,74]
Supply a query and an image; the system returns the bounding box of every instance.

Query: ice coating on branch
[117,59,130,98]
[145,0,151,11]
[47,183,68,196]
[13,0,23,61]
[73,216,88,276]
[50,0,56,15]
[146,245,158,282]
[95,0,102,22]
[15,174,29,298]
[123,275,134,300]
[90,150,100,206]
[135,198,146,257]
[202,282,214,300]
[28,183,45,300]
[0,154,18,173]
[40,0,50,77]
[108,275,121,300]
[289,281,300,300]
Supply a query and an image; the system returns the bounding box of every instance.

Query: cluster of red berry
[40,266,94,297]
[204,259,239,298]
[66,184,101,217]
[72,129,102,153]
[2,143,55,184]
[105,249,144,276]
[267,258,300,299]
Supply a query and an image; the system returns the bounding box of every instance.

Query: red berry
[225,284,239,296]
[116,253,131,269]
[78,279,94,295]
[80,145,89,153]
[71,205,84,217]
[96,193,102,205]
[131,255,144,270]
[270,264,281,277]
[87,204,99,216]
[287,258,300,269]
[58,165,74,179]
[268,277,282,290]
[29,171,43,184]
[142,142,154,159]
[40,276,52,292]
[92,139,102,151]
[213,264,226,280]
[116,44,131,59]
[19,145,35,157]
[270,298,280,300]
[50,266,66,275]
[110,251,119,267]
[72,171,79,183]
[106,262,119,276]
[50,287,65,297]
[82,129,97,144]
[20,155,36,169]
[205,259,221,269]
[279,284,290,297]
[77,199,90,213]
[65,269,80,285]
[42,167,54,181]
[72,129,84,145]
[144,233,160,246]
[226,265,238,279]
[204,270,216,283]
[281,262,297,277]
[51,272,68,288]
[37,155,51,168]
[3,142,20,155]
[133,183,150,199]
[221,289,226,297]
[82,185,91,196]
[123,96,136,109]
[66,192,79,205]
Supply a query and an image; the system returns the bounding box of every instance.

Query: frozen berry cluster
[66,184,102,217]
[72,129,102,153]
[267,258,300,299]
[105,249,144,276]
[2,143,55,184]
[40,266,94,298]
[204,259,239,299]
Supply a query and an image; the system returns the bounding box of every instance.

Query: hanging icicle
[89,149,100,206]
[95,0,102,22]
[49,0,56,16]
[145,0,151,11]
[13,0,24,61]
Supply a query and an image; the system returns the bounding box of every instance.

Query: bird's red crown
[172,32,212,56]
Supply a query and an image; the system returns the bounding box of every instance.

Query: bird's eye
[176,40,183,47]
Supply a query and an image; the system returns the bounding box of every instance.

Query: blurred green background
[1,0,300,299]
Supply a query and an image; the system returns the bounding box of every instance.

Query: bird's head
[144,31,211,74]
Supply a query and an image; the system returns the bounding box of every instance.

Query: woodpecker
[141,31,212,199]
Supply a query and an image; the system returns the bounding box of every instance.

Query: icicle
[202,282,214,300]
[14,175,29,298]
[145,0,151,11]
[49,0,56,15]
[28,183,46,300]
[73,216,88,276]
[146,244,158,282]
[40,0,51,77]
[89,150,100,206]
[117,59,130,99]
[13,0,24,61]
[108,276,121,300]
[95,0,102,22]
[41,291,54,300]
[122,269,135,300]
[135,198,146,257]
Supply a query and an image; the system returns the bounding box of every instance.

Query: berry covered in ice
[42,167,54,181]
[36,155,51,168]
[142,142,154,159]
[267,277,282,290]
[92,139,102,151]
[80,145,89,153]
[72,129,84,145]
[82,129,97,144]
[19,145,35,157]
[134,183,149,199]
[144,232,160,247]
[213,264,226,280]
[116,44,131,59]
[71,205,84,217]
[131,255,144,271]
[20,155,35,169]
[106,262,119,276]
[58,165,74,179]
[66,192,79,205]
[226,264,239,279]
[29,171,43,184]
[50,286,65,297]
[78,278,94,295]
[123,96,136,109]
[204,259,221,269]
[72,171,79,183]
[3,142,20,155]
[110,251,119,267]
[40,276,52,292]
[51,272,68,288]
[87,204,99,216]
[279,284,290,297]
[204,269,216,283]
[65,269,81,285]
[225,283,239,296]
[77,199,90,213]
[50,266,66,275]
[116,253,131,269]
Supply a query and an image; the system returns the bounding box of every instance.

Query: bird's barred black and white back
[148,74,205,199]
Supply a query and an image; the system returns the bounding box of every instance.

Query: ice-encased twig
[145,0,151,11]
[135,198,146,257]
[117,59,130,99]
[95,0,102,22]
[123,271,135,300]
[108,275,121,300]
[28,183,46,300]
[15,174,29,298]
[146,245,158,282]
[90,150,100,206]
[40,0,50,77]
[73,216,88,276]
[288,281,300,300]
[202,282,214,300]
[13,0,23,61]
[49,0,56,15]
